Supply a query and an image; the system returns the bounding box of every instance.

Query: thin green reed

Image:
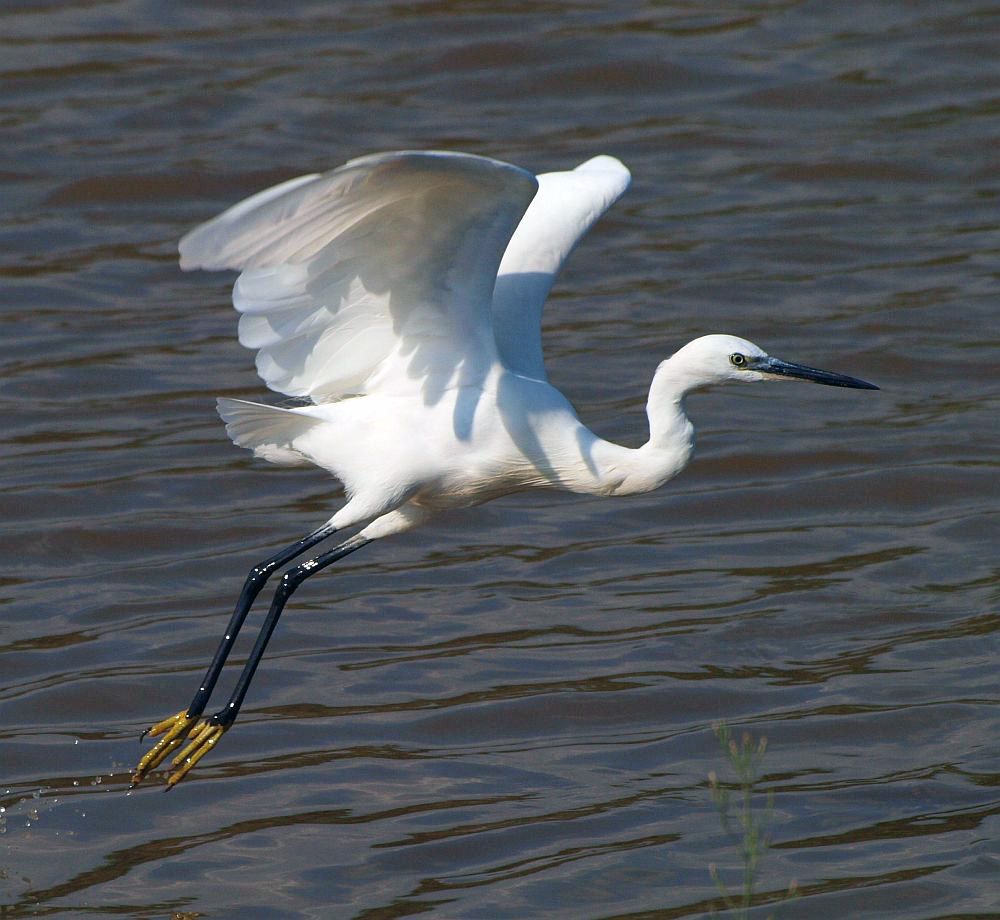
[707,723,797,918]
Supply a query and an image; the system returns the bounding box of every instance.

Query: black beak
[752,356,879,390]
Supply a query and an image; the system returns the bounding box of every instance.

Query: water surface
[1,2,998,917]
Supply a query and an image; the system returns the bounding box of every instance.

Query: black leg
[161,532,371,787]
[131,522,338,787]
[215,532,371,728]
[182,522,339,722]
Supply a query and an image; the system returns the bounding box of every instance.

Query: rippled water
[2,2,999,917]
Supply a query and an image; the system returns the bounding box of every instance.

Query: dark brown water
[2,2,998,917]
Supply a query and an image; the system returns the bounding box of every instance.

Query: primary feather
[180,151,538,403]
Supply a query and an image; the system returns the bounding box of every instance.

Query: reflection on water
[2,1,999,917]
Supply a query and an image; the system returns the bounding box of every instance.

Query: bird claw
[130,709,200,787]
[165,719,228,788]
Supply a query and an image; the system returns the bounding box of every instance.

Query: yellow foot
[130,709,200,787]
[165,720,228,789]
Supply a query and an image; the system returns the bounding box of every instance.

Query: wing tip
[177,172,323,272]
[177,235,203,271]
[574,155,631,191]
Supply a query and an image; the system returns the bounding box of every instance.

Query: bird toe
[130,710,200,787]
[165,721,228,788]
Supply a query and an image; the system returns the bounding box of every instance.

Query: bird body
[200,149,692,540]
[132,150,877,788]
[218,356,694,531]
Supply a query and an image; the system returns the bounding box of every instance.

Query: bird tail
[216,398,321,466]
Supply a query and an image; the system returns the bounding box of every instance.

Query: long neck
[585,359,695,496]
[645,358,696,450]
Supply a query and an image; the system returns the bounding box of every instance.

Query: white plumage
[187,151,655,535]
[132,150,877,788]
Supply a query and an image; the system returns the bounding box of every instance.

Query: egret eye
[729,353,747,367]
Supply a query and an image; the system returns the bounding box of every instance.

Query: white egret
[131,151,877,788]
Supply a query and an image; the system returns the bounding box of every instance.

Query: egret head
[664,334,878,391]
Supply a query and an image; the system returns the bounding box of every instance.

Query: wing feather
[180,151,538,402]
[492,155,631,380]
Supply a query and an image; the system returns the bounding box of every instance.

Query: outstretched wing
[491,155,631,381]
[179,151,538,403]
